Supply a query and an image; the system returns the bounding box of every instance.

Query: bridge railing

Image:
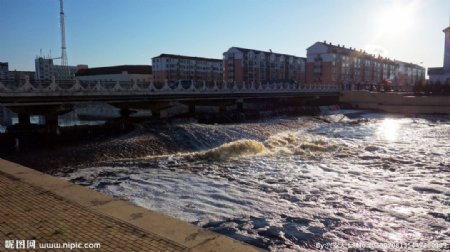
[0,78,339,97]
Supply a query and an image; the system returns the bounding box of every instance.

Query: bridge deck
[0,92,338,107]
[0,79,339,107]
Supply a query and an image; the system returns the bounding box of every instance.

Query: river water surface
[61,112,449,251]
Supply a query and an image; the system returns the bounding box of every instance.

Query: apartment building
[35,57,78,80]
[152,54,223,84]
[306,41,425,87]
[8,70,35,82]
[223,47,306,85]
[0,62,8,80]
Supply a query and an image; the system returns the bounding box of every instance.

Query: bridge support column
[152,109,161,118]
[120,108,131,118]
[188,104,195,116]
[45,114,59,135]
[237,102,244,112]
[18,113,30,127]
[118,108,134,131]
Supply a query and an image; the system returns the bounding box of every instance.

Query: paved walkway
[0,172,187,251]
[0,159,261,252]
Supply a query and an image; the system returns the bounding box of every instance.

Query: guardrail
[0,79,339,97]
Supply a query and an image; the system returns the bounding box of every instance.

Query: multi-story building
[152,54,223,85]
[1,62,35,83]
[35,57,53,80]
[306,41,425,87]
[395,60,426,87]
[8,70,36,82]
[223,47,306,85]
[75,65,152,82]
[0,62,8,80]
[35,57,78,80]
[428,25,450,85]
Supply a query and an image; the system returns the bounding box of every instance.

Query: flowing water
[61,112,450,251]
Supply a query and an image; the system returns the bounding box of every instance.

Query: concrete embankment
[0,158,262,251]
[340,91,450,114]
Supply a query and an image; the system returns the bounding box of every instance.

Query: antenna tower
[59,0,68,67]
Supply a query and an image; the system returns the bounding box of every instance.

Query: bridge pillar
[18,113,30,127]
[237,102,244,112]
[152,109,161,118]
[45,114,59,135]
[188,104,195,116]
[120,108,131,118]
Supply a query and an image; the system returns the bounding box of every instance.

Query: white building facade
[428,26,450,85]
[152,54,223,85]
[35,57,77,80]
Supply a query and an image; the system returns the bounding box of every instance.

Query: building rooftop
[76,65,152,76]
[317,41,395,62]
[153,54,222,62]
[312,41,423,68]
[229,47,306,59]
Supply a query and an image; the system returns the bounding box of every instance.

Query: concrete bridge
[0,77,339,132]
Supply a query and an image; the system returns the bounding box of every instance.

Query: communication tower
[59,0,68,67]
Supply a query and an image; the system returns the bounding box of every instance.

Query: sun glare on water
[377,118,401,141]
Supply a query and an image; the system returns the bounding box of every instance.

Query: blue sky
[0,0,448,72]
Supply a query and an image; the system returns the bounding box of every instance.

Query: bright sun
[377,1,419,36]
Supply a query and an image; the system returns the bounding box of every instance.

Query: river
[60,112,450,251]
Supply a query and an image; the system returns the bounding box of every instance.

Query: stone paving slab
[0,171,188,252]
[0,159,262,252]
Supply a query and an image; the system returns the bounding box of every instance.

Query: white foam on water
[62,113,450,251]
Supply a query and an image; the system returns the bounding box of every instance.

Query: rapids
[60,112,450,251]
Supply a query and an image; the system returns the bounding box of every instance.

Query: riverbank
[0,158,262,251]
[340,91,450,114]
